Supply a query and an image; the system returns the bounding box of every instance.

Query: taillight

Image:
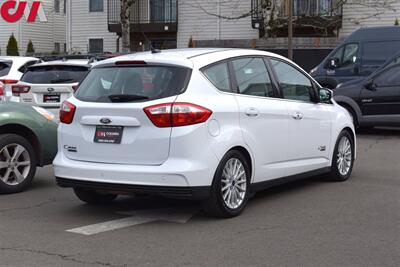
[144,103,212,128]
[11,85,30,96]
[60,101,76,124]
[0,79,18,84]
[0,83,4,97]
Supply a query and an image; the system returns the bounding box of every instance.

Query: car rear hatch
[15,64,88,107]
[61,62,191,165]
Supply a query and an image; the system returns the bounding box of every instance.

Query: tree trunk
[120,0,135,53]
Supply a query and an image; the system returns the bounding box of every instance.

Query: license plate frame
[94,125,124,144]
[43,93,61,103]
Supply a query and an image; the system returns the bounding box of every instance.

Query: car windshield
[21,65,89,84]
[75,65,190,103]
[0,61,12,76]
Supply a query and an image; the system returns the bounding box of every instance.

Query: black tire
[328,130,355,182]
[0,134,37,194]
[202,150,251,218]
[73,188,117,204]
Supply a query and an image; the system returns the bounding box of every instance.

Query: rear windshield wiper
[50,78,75,84]
[107,94,149,102]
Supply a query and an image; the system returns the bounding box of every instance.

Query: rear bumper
[53,152,216,199]
[56,177,210,199]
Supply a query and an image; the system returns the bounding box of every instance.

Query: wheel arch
[0,124,42,166]
[334,95,363,126]
[227,146,253,180]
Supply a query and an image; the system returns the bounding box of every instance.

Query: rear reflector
[11,85,30,96]
[60,101,76,124]
[0,79,18,84]
[144,103,212,128]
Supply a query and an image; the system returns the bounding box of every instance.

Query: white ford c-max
[54,49,356,217]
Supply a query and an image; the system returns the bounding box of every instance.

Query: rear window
[75,66,190,103]
[21,65,89,84]
[0,61,12,76]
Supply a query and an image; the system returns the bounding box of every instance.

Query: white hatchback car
[54,49,356,217]
[0,56,41,100]
[11,60,91,110]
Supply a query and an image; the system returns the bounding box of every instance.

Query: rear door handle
[245,108,259,117]
[292,112,303,120]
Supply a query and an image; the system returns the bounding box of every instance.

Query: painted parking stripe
[67,208,197,235]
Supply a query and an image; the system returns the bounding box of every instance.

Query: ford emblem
[100,118,112,124]
[47,87,55,92]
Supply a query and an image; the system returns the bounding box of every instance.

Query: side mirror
[364,80,377,91]
[319,88,333,103]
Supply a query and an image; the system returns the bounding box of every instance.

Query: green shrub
[26,39,35,55]
[6,33,19,56]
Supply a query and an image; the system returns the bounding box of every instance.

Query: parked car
[0,56,41,100]
[334,51,400,128]
[54,48,356,218]
[11,60,91,111]
[310,26,400,89]
[0,102,57,194]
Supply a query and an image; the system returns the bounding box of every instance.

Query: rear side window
[202,62,231,92]
[0,61,12,76]
[21,65,89,84]
[75,66,190,103]
[231,57,274,97]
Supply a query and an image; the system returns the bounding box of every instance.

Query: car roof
[30,59,91,68]
[93,48,289,69]
[347,26,400,42]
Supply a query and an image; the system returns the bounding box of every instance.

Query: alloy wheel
[221,158,247,210]
[0,144,31,186]
[336,136,352,176]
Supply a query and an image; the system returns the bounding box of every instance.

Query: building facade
[1,0,399,55]
[0,0,67,55]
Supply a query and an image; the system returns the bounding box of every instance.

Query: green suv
[0,101,57,193]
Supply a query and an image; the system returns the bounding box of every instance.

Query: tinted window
[75,66,190,103]
[374,64,400,86]
[232,57,274,97]
[330,43,358,67]
[342,43,358,66]
[0,61,12,76]
[203,62,231,92]
[270,59,314,102]
[89,39,103,53]
[89,0,103,12]
[21,65,89,84]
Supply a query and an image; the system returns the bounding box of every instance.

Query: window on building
[63,43,67,53]
[89,0,104,12]
[63,0,67,15]
[54,0,60,13]
[54,43,61,54]
[89,39,104,54]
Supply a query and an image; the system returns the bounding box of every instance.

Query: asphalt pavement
[0,128,399,267]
